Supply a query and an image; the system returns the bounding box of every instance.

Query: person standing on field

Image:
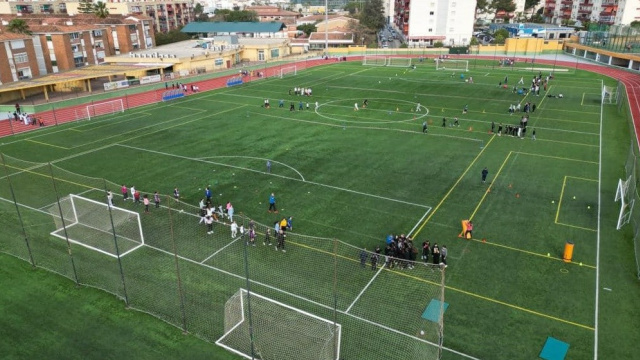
[143,194,150,213]
[422,121,428,134]
[121,184,128,201]
[130,185,136,202]
[154,191,161,208]
[107,191,114,208]
[482,167,489,183]
[134,189,141,205]
[440,245,448,268]
[266,160,271,173]
[268,193,277,213]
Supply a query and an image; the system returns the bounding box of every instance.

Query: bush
[434,41,444,48]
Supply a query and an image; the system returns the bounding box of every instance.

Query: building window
[14,53,28,63]
[51,60,57,66]
[74,57,86,67]
[428,28,432,32]
[71,45,80,52]
[70,32,80,40]
[17,68,32,79]
[11,40,25,49]
[452,2,456,6]
[46,35,52,41]
[430,11,434,15]
[93,30,103,37]
[258,50,265,61]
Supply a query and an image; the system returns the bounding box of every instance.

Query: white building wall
[407,0,474,45]
[619,0,640,24]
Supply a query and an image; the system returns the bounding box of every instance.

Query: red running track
[1,56,638,149]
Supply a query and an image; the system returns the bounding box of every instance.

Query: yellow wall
[476,38,563,55]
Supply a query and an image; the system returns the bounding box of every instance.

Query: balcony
[599,15,614,23]
[578,7,592,13]
[560,0,573,4]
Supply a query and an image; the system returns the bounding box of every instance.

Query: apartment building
[0,32,40,84]
[393,0,476,46]
[544,0,639,25]
[0,14,154,83]
[3,0,196,33]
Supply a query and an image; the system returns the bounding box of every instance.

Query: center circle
[315,98,429,124]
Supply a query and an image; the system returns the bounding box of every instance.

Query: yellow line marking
[537,84,552,108]
[3,164,93,190]
[555,176,568,223]
[554,175,598,232]
[515,151,598,165]
[392,269,595,331]
[410,135,497,238]
[289,238,594,330]
[581,92,586,106]
[26,139,70,150]
[556,222,598,232]
[469,151,512,221]
[465,237,596,269]
[566,175,599,182]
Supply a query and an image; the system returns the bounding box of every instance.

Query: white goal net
[387,57,412,67]
[216,288,342,360]
[602,84,617,104]
[362,55,388,66]
[280,66,297,78]
[435,59,469,72]
[616,175,635,230]
[48,193,144,257]
[86,99,125,120]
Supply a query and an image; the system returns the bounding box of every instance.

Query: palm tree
[94,1,109,18]
[7,19,32,35]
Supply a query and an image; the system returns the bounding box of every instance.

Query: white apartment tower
[393,0,476,46]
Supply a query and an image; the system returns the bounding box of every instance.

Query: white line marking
[198,155,305,181]
[408,208,432,237]
[116,144,430,208]
[200,235,242,264]
[345,264,385,313]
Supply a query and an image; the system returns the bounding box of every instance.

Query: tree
[344,2,361,15]
[155,27,191,45]
[6,19,32,35]
[193,3,208,21]
[494,28,509,39]
[297,23,317,37]
[492,0,516,13]
[470,37,480,46]
[631,21,640,28]
[94,1,109,19]
[359,0,385,31]
[77,0,94,14]
[524,0,540,11]
[476,0,492,14]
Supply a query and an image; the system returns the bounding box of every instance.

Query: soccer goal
[280,66,297,78]
[48,194,144,258]
[216,288,341,360]
[602,84,618,104]
[615,175,636,230]
[435,59,469,72]
[362,55,388,66]
[86,99,125,120]
[387,57,412,67]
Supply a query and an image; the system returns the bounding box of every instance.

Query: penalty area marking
[345,264,386,313]
[200,234,242,264]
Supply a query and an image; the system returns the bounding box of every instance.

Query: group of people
[290,87,313,96]
[165,82,199,93]
[112,184,164,214]
[491,119,536,140]
[360,234,448,271]
[8,103,45,127]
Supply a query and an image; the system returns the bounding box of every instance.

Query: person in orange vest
[465,221,473,239]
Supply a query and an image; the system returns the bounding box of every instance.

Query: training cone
[516,193,520,198]
[482,239,486,243]
[468,127,473,131]
[508,184,513,188]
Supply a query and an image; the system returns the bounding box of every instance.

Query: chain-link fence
[0,154,446,359]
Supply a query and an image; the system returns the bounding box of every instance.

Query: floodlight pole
[324,0,328,56]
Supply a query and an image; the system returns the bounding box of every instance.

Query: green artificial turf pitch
[1,59,639,360]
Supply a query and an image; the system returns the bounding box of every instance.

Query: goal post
[434,59,469,72]
[616,176,635,230]
[86,99,125,120]
[362,55,387,66]
[280,66,297,78]
[48,194,144,258]
[602,84,617,104]
[216,288,342,360]
[387,57,412,67]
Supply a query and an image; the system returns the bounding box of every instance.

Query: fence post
[241,213,257,360]
[0,153,35,266]
[52,104,59,126]
[103,179,130,306]
[47,163,80,285]
[167,195,188,333]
